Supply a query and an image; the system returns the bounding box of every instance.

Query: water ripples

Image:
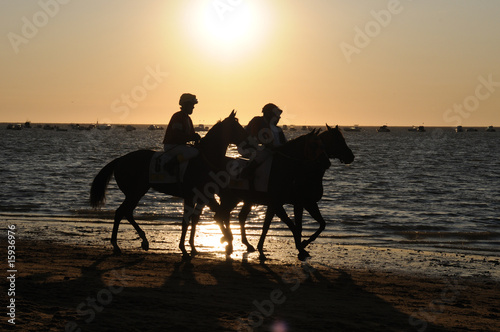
[1,126,499,255]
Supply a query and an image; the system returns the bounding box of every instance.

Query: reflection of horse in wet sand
[216,125,354,260]
[90,111,247,258]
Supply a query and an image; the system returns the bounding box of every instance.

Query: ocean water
[1,125,499,259]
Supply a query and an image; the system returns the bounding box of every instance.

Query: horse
[219,125,354,260]
[214,129,331,260]
[90,111,248,258]
[255,124,354,260]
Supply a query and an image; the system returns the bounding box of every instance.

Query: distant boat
[344,125,361,132]
[455,126,464,132]
[417,126,426,132]
[486,125,496,132]
[148,125,164,131]
[289,125,297,131]
[466,128,478,132]
[125,125,136,132]
[408,126,418,132]
[195,124,207,131]
[377,125,390,132]
[7,123,23,130]
[43,124,55,130]
[96,124,111,130]
[282,124,288,131]
[24,121,31,128]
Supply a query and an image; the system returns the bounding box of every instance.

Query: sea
[1,124,499,272]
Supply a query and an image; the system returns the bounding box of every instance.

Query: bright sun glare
[185,1,269,62]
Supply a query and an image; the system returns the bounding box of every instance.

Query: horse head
[319,124,355,164]
[202,110,248,149]
[221,110,247,146]
[302,129,331,170]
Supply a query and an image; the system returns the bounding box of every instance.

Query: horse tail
[90,158,120,208]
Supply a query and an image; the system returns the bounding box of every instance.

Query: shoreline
[6,216,500,281]
[1,239,499,331]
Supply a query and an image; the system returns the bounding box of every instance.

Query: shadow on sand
[6,242,454,332]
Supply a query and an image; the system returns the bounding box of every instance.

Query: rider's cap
[179,93,198,106]
[262,103,282,116]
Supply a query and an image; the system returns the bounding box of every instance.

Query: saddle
[149,151,189,184]
[228,157,273,192]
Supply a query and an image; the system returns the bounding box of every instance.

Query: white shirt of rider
[270,124,281,147]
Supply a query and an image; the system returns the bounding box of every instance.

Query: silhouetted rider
[239,103,287,178]
[162,93,201,171]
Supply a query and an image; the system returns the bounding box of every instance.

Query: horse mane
[276,131,315,156]
[321,124,344,139]
[199,120,222,143]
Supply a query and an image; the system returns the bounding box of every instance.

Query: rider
[240,103,287,178]
[162,93,201,173]
[246,103,287,148]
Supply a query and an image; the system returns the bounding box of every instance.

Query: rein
[274,137,329,169]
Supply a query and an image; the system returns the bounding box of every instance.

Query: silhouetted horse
[256,125,354,260]
[215,129,332,260]
[90,111,248,257]
[218,125,354,260]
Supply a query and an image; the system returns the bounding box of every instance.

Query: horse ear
[326,124,332,131]
[229,109,236,118]
[335,125,339,129]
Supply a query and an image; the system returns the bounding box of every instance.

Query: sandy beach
[2,238,499,332]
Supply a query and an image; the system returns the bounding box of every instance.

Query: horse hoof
[220,236,227,244]
[259,253,267,262]
[113,247,122,255]
[247,245,256,253]
[225,246,233,256]
[191,248,198,256]
[141,240,149,251]
[298,251,310,261]
[182,253,191,262]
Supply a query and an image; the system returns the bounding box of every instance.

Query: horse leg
[302,203,326,248]
[294,204,304,245]
[238,202,255,252]
[220,210,234,256]
[207,197,220,213]
[125,207,149,252]
[111,202,127,255]
[180,199,194,259]
[274,205,310,261]
[112,197,148,253]
[189,203,204,256]
[214,196,237,255]
[257,207,275,261]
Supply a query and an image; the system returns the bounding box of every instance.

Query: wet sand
[2,239,499,331]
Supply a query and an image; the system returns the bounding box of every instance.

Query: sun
[183,1,271,62]
[203,1,254,44]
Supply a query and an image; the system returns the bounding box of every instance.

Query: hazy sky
[1,0,499,126]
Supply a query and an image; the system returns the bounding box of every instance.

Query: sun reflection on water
[192,223,227,252]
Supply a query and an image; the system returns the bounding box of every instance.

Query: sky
[1,0,499,127]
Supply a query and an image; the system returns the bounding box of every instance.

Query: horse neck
[319,130,341,154]
[198,127,230,166]
[276,136,307,159]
